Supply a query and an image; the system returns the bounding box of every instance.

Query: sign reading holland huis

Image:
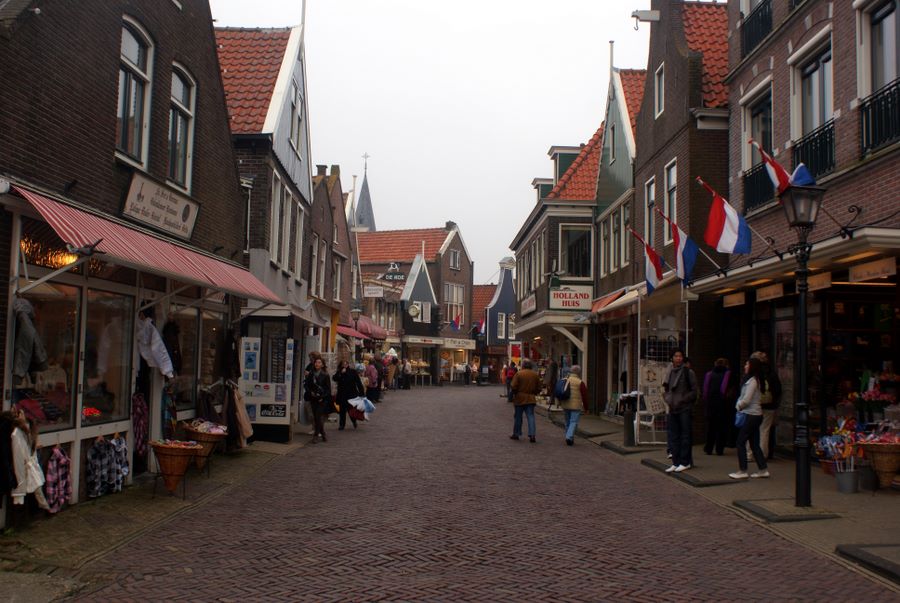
[123,173,199,239]
[549,285,592,311]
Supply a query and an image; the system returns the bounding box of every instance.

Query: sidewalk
[538,402,900,588]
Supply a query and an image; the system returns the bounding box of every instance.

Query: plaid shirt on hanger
[43,446,72,513]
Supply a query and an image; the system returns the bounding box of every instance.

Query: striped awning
[591,288,625,313]
[14,186,282,304]
[337,324,368,340]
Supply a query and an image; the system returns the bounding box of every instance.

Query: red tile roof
[357,228,450,264]
[472,285,495,322]
[547,123,604,200]
[215,28,292,134]
[683,2,729,108]
[618,69,646,137]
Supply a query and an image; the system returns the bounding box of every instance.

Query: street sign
[363,285,384,298]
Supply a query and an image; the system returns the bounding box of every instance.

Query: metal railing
[741,0,772,58]
[743,162,775,213]
[792,119,835,179]
[860,78,900,156]
[790,0,807,10]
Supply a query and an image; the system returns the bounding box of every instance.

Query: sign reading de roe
[123,173,199,239]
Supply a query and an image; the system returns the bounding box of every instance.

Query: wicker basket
[183,426,227,469]
[819,459,837,476]
[858,443,900,488]
[151,442,201,493]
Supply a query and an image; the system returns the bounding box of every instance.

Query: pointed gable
[357,228,449,264]
[401,254,438,305]
[215,27,292,134]
[355,174,377,231]
[682,1,728,108]
[547,123,604,201]
[618,69,646,138]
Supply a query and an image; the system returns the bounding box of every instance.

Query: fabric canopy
[356,314,388,339]
[14,186,282,304]
[337,324,368,340]
[591,289,625,313]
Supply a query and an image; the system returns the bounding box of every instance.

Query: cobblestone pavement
[72,386,896,602]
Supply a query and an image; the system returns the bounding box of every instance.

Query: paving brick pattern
[74,386,895,601]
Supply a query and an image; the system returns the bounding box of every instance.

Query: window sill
[114,151,147,172]
[166,179,192,197]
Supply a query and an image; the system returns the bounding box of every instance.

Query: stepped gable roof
[548,123,604,200]
[472,285,495,321]
[618,69,646,136]
[215,27,292,134]
[357,228,449,264]
[682,1,729,108]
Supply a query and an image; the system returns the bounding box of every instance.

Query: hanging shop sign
[808,272,832,291]
[756,283,784,302]
[723,292,746,307]
[549,285,593,311]
[443,337,476,350]
[383,272,406,281]
[849,257,896,282]
[239,337,294,426]
[521,293,537,316]
[363,285,384,298]
[123,173,199,239]
[404,335,444,345]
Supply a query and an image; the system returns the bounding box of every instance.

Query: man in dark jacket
[663,350,698,473]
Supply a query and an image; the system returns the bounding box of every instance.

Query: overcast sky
[209,0,650,283]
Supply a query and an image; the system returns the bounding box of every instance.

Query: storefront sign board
[808,272,832,291]
[756,283,783,302]
[849,257,896,282]
[383,272,406,281]
[443,337,475,350]
[723,292,746,307]
[404,335,444,345]
[123,173,199,239]
[549,285,593,311]
[521,294,536,316]
[363,285,384,298]
[239,337,294,425]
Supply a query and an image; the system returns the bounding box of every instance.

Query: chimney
[445,220,457,230]
[330,165,340,177]
[316,165,327,176]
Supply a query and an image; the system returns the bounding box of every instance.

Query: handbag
[734,411,747,428]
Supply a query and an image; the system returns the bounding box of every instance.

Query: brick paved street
[73,386,896,602]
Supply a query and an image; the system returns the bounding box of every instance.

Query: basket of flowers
[182,420,228,469]
[151,439,203,492]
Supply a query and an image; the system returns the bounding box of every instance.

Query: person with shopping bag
[333,360,365,430]
[303,357,332,443]
[558,365,589,446]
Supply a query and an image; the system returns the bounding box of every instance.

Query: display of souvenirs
[86,435,130,498]
[186,419,227,435]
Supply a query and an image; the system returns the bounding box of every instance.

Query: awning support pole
[16,256,89,295]
[139,284,193,313]
[232,303,274,325]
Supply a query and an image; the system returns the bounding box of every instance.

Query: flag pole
[652,205,723,271]
[695,177,780,257]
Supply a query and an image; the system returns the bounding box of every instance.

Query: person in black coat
[303,358,331,443]
[703,358,732,456]
[333,360,365,430]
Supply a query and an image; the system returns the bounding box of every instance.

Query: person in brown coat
[509,359,542,442]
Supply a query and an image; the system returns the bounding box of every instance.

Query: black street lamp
[779,184,825,508]
[350,305,363,361]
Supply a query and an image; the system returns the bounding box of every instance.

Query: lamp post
[350,305,362,361]
[779,184,825,508]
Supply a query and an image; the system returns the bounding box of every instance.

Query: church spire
[354,155,376,232]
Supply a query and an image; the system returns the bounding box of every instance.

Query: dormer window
[654,63,665,117]
[449,249,461,270]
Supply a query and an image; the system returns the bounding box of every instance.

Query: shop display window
[167,305,199,411]
[83,289,134,425]
[199,310,224,388]
[13,282,80,432]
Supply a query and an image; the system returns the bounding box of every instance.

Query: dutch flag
[700,179,752,255]
[671,222,698,282]
[644,243,665,295]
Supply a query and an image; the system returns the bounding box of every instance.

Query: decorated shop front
[439,337,477,383]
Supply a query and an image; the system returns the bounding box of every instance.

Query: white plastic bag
[348,396,367,411]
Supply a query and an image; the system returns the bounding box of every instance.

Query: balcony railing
[789,0,807,10]
[792,119,835,180]
[743,162,775,213]
[741,0,772,58]
[860,78,900,156]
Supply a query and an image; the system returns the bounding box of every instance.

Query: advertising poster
[239,337,293,426]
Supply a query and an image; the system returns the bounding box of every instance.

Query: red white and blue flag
[478,318,485,335]
[671,222,699,282]
[749,139,816,195]
[629,228,665,295]
[699,178,752,255]
[450,314,461,331]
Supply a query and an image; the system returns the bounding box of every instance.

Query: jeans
[513,404,536,437]
[564,409,581,440]
[668,409,693,467]
[736,413,767,471]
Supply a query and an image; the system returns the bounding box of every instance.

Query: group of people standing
[662,349,781,479]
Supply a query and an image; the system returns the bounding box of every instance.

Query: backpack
[555,378,571,401]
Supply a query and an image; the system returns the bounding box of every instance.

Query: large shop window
[200,310,224,390]
[13,284,80,432]
[84,290,134,425]
[561,226,591,278]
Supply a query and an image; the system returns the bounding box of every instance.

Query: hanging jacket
[11,427,44,504]
[44,446,73,513]
[110,436,129,493]
[136,316,174,378]
[13,298,48,381]
[132,393,149,458]
[86,438,114,498]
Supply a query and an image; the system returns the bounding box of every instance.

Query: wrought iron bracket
[821,204,862,239]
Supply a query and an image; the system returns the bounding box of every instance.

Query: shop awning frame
[12,185,282,305]
[591,288,625,313]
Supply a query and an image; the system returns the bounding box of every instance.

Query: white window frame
[269,174,282,263]
[289,81,303,155]
[539,231,546,284]
[318,239,327,299]
[421,301,431,324]
[167,64,196,192]
[508,315,516,340]
[294,208,305,279]
[609,123,616,163]
[444,283,464,327]
[654,63,665,118]
[351,264,358,300]
[663,160,677,245]
[310,233,319,296]
[787,26,833,141]
[558,223,593,280]
[497,312,506,339]
[333,257,342,301]
[333,223,338,245]
[281,186,292,267]
[241,180,252,253]
[856,0,900,100]
[740,79,774,171]
[116,17,154,169]
[611,214,621,272]
[531,240,538,290]
[449,249,461,270]
[621,204,631,267]
[644,178,656,247]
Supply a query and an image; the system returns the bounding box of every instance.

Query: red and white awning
[14,186,281,304]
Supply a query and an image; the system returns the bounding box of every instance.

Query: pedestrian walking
[559,365,588,446]
[702,358,732,456]
[509,360,541,442]
[333,360,365,430]
[364,358,380,402]
[303,357,331,443]
[402,357,412,389]
[464,361,471,385]
[752,351,781,459]
[663,350,698,473]
[387,357,398,390]
[505,362,518,402]
[544,358,559,407]
[730,356,770,480]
